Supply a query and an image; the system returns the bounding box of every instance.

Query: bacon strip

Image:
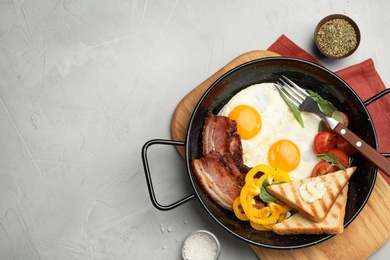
[191,153,245,211]
[202,113,250,173]
[202,113,236,155]
[190,112,250,211]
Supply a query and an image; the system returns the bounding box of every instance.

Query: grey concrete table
[0,0,389,259]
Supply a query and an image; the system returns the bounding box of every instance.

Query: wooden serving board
[170,50,390,259]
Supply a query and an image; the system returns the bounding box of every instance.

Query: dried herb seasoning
[317,18,357,57]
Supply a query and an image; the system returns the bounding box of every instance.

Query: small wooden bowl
[314,14,361,59]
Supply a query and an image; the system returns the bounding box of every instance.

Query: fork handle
[333,123,390,177]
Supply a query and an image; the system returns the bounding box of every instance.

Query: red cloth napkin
[268,35,390,184]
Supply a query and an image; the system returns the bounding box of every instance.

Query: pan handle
[363,88,390,155]
[142,139,196,211]
[363,88,390,106]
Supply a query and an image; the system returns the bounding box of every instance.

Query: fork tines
[274,76,310,107]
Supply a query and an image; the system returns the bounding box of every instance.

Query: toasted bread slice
[266,167,356,222]
[272,184,349,235]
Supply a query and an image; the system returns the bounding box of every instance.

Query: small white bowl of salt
[182,230,220,260]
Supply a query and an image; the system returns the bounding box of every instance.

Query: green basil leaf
[260,188,276,203]
[316,153,347,171]
[308,90,337,114]
[318,121,326,132]
[279,91,305,128]
[332,110,344,124]
[259,179,277,203]
[259,179,286,203]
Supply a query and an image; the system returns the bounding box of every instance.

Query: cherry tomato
[336,135,357,156]
[313,131,337,154]
[311,161,336,177]
[328,149,349,168]
[324,111,349,130]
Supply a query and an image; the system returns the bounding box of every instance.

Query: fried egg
[220,83,321,180]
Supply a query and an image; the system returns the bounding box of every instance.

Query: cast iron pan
[142,57,387,249]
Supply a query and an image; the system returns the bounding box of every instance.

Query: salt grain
[182,230,220,260]
[160,225,165,233]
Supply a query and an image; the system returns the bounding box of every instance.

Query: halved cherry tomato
[324,111,349,130]
[313,131,337,154]
[328,149,349,168]
[336,135,357,156]
[311,161,336,177]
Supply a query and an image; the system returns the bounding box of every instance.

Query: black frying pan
[142,57,390,249]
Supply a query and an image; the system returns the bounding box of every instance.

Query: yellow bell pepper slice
[250,221,273,231]
[232,196,249,221]
[270,168,292,183]
[232,163,293,230]
[247,204,280,225]
[277,213,287,223]
[244,164,273,193]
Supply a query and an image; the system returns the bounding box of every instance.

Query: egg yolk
[268,139,300,172]
[228,105,261,140]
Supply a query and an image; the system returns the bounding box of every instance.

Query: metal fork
[275,75,390,177]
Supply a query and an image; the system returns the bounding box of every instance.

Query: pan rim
[185,56,378,250]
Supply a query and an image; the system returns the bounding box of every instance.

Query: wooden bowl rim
[314,14,361,59]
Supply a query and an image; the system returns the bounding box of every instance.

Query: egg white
[220,83,321,180]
